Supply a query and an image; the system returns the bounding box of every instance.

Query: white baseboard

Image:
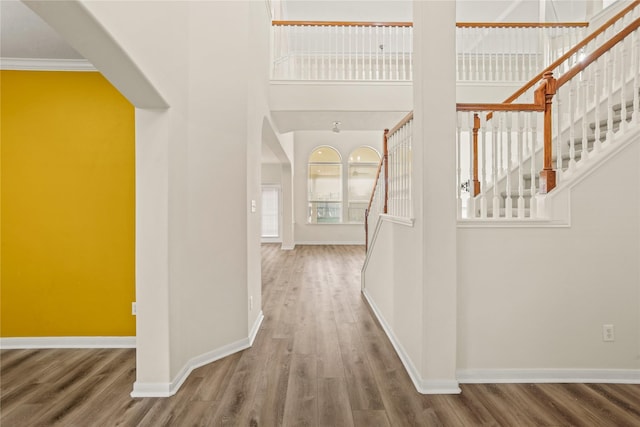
[0,57,96,71]
[295,241,365,245]
[131,311,264,398]
[457,369,640,384]
[0,336,136,349]
[362,289,461,395]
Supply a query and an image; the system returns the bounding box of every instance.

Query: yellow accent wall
[1,71,135,337]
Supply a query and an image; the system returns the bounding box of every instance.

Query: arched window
[308,146,342,223]
[347,146,381,223]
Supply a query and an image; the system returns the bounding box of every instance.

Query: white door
[261,185,280,240]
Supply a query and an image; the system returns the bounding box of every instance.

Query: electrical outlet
[132,302,137,316]
[602,324,614,342]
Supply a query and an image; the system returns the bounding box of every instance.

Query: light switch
[251,199,256,213]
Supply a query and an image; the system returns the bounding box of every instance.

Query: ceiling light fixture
[332,121,341,133]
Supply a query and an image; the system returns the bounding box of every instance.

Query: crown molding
[0,57,96,71]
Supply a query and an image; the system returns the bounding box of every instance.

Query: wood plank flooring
[2,244,639,426]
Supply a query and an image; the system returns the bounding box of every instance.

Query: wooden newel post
[383,129,389,214]
[364,208,369,252]
[472,113,481,196]
[538,71,557,194]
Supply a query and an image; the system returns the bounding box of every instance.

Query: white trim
[0,57,96,71]
[379,214,415,227]
[295,241,365,245]
[0,336,135,349]
[362,289,461,395]
[457,369,640,384]
[248,311,264,346]
[457,219,570,228]
[261,237,282,243]
[130,311,264,398]
[281,244,295,250]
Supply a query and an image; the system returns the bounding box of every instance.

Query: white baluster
[375,26,379,81]
[567,78,577,173]
[468,28,478,81]
[593,57,603,153]
[633,28,640,125]
[315,25,320,79]
[606,49,615,144]
[502,29,507,82]
[395,26,400,80]
[382,26,387,81]
[396,130,400,215]
[456,112,463,218]
[341,25,346,80]
[397,132,401,215]
[515,26,522,81]
[307,25,312,80]
[620,36,629,133]
[348,26,352,80]
[580,76,590,163]
[271,24,276,79]
[481,28,486,81]
[555,86,563,182]
[517,112,525,218]
[408,26,413,81]
[497,112,504,177]
[479,115,487,218]
[292,25,297,79]
[492,113,501,218]
[460,27,466,81]
[467,113,476,218]
[401,25,406,80]
[504,112,513,218]
[401,124,405,216]
[529,112,538,219]
[509,27,515,81]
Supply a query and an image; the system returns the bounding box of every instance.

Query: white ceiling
[0,0,82,59]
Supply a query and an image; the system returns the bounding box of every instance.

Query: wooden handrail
[389,112,414,136]
[457,22,588,28]
[367,164,382,211]
[272,20,412,27]
[557,16,640,88]
[499,0,639,106]
[383,130,389,215]
[457,72,555,195]
[367,131,387,213]
[273,21,589,29]
[457,103,544,112]
[364,127,393,250]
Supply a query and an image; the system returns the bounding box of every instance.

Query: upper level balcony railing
[271,20,588,83]
[272,21,413,81]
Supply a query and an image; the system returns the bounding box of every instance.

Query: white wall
[43,0,271,395]
[262,163,283,184]
[457,140,640,378]
[281,0,412,21]
[293,130,383,244]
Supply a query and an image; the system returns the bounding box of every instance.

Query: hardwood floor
[2,244,639,426]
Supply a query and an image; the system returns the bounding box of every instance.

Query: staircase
[487,94,638,219]
[458,2,640,220]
